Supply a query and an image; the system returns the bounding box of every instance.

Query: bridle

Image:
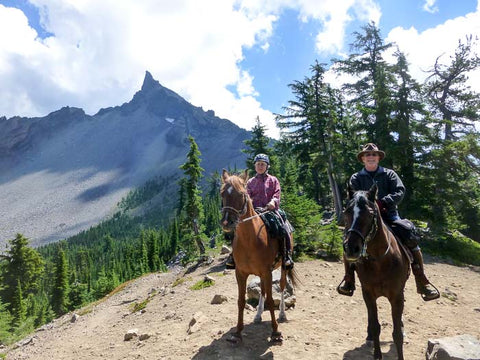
[344,199,390,260]
[221,191,248,222]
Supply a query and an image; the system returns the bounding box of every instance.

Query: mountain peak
[141,71,159,92]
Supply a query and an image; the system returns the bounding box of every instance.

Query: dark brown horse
[342,184,410,360]
[220,169,298,344]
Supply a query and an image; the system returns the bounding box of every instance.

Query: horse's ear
[222,169,229,183]
[240,169,249,182]
[368,183,378,202]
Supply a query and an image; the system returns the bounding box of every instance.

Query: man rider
[337,143,440,301]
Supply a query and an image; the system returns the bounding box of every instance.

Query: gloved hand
[266,200,276,210]
[376,199,387,214]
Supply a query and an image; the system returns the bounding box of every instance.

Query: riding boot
[225,252,235,269]
[337,260,355,296]
[282,234,294,270]
[411,248,440,301]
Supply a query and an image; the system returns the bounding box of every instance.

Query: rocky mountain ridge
[0,71,249,247]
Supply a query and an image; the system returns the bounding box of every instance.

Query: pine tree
[243,117,271,173]
[334,22,396,159]
[11,279,26,328]
[147,230,161,272]
[0,234,44,312]
[179,136,206,256]
[51,247,69,316]
[390,49,424,206]
[276,61,348,217]
[420,36,480,236]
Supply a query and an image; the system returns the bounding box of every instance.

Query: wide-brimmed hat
[357,143,385,162]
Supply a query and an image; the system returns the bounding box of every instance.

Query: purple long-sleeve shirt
[246,173,281,210]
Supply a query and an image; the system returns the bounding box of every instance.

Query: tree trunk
[193,219,205,255]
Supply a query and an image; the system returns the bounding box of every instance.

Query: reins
[221,192,272,224]
[239,209,271,223]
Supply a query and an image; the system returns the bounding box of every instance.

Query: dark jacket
[349,166,405,219]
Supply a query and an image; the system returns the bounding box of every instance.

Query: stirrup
[282,254,294,270]
[283,259,294,270]
[337,278,355,296]
[419,282,440,301]
[225,254,235,269]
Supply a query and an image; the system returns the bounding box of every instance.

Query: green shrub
[421,230,480,266]
[189,278,214,290]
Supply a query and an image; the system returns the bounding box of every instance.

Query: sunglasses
[364,153,378,157]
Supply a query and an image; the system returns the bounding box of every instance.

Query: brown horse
[342,184,410,360]
[220,169,298,344]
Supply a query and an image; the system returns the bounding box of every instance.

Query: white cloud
[2,0,478,142]
[0,0,286,137]
[293,0,381,55]
[386,9,480,88]
[423,0,439,14]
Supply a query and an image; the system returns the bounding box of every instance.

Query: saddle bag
[390,219,420,249]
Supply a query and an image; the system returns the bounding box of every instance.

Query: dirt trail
[6,256,480,359]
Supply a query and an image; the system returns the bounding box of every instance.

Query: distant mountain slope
[0,71,249,247]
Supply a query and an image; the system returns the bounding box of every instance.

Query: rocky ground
[5,255,480,360]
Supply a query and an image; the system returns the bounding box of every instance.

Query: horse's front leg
[390,293,405,360]
[278,269,287,322]
[362,290,381,359]
[264,272,282,342]
[228,270,247,344]
[254,293,264,323]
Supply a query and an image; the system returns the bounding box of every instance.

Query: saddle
[257,209,293,238]
[387,219,415,264]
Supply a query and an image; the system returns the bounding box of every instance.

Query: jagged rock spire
[141,71,159,92]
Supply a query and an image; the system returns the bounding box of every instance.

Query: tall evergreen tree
[179,136,206,256]
[242,117,271,173]
[390,49,424,205]
[276,61,349,217]
[11,279,26,328]
[424,35,480,141]
[0,234,44,312]
[420,36,480,236]
[51,247,69,316]
[334,22,396,161]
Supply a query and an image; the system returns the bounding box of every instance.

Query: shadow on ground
[192,322,282,360]
[343,340,400,359]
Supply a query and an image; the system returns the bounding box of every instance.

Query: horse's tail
[287,267,301,289]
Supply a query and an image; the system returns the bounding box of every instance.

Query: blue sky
[0,0,479,138]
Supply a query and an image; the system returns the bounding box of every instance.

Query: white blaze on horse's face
[227,185,233,195]
[351,192,362,228]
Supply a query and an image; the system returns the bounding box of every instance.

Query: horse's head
[220,169,249,232]
[342,184,379,262]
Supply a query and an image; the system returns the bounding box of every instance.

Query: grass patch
[173,276,191,287]
[189,278,215,290]
[130,298,150,313]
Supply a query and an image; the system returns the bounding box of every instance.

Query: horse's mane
[221,172,247,194]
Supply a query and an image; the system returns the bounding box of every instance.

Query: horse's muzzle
[343,236,362,262]
[221,212,238,232]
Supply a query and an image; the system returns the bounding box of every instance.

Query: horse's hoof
[278,315,287,323]
[254,316,262,324]
[226,333,242,344]
[270,331,283,343]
